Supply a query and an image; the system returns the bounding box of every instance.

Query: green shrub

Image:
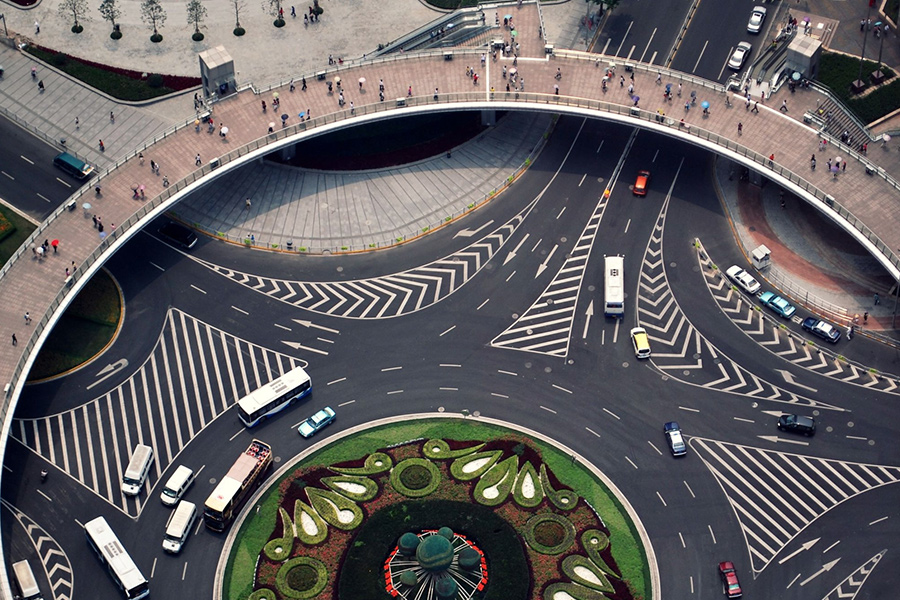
[817,52,899,124]
[147,73,164,88]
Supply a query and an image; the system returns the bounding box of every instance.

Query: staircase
[817,96,873,152]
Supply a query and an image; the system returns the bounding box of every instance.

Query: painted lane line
[2,465,10,473]
[578,174,587,187]
[733,417,755,423]
[36,193,51,203]
[639,27,657,63]
[281,341,328,355]
[708,525,717,544]
[647,441,662,455]
[439,325,456,337]
[651,149,659,163]
[585,427,600,438]
[531,238,542,252]
[497,370,517,376]
[596,140,604,153]
[539,405,557,414]
[149,261,165,271]
[477,298,490,310]
[846,435,868,441]
[316,337,334,344]
[439,387,458,391]
[778,538,821,564]
[327,377,346,385]
[182,562,189,581]
[689,576,694,594]
[229,429,243,441]
[151,558,157,578]
[692,40,708,73]
[338,399,355,407]
[20,155,35,165]
[491,392,509,399]
[37,489,52,502]
[624,218,631,234]
[506,270,517,282]
[1,171,15,180]
[787,573,801,589]
[231,306,249,315]
[625,456,638,470]
[274,323,291,331]
[656,492,667,507]
[678,406,699,413]
[678,532,685,549]
[552,384,572,394]
[684,481,695,498]
[556,206,567,219]
[387,390,404,395]
[869,516,888,526]
[381,366,403,372]
[822,540,840,553]
[440,364,462,368]
[603,408,620,420]
[191,285,207,294]
[56,177,72,187]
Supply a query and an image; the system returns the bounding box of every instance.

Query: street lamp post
[0,14,8,38]
[852,5,872,92]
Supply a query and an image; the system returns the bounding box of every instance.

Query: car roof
[719,561,736,571]
[753,6,766,13]
[664,421,680,431]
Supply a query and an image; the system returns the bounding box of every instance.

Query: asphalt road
[5,116,899,600]
[593,0,692,66]
[0,115,86,221]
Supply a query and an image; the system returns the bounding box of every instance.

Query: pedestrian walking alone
[874,293,880,305]
[24,312,32,325]
[751,102,759,113]
[11,333,16,346]
[92,214,98,228]
[38,80,45,92]
[780,100,788,112]
[737,122,743,136]
[110,111,115,123]
[864,311,868,323]
[99,139,105,152]
[195,154,202,166]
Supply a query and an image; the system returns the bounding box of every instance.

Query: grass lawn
[0,206,36,267]
[817,52,899,125]
[28,269,122,380]
[225,417,650,600]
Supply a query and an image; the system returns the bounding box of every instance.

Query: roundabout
[221,415,655,600]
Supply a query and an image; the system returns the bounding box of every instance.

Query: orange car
[633,170,651,196]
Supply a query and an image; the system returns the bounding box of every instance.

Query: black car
[801,317,841,343]
[158,222,198,249]
[778,414,816,436]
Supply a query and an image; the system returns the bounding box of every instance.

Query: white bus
[236,366,312,427]
[84,516,149,600]
[604,255,625,318]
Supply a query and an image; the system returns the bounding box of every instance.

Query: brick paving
[2,3,900,417]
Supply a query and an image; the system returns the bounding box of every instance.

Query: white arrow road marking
[453,219,494,239]
[582,300,594,339]
[800,558,841,586]
[776,369,818,392]
[757,435,810,446]
[292,319,340,335]
[86,359,129,390]
[503,233,530,266]
[281,341,329,356]
[535,244,558,278]
[778,538,820,564]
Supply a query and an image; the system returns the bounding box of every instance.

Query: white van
[160,465,195,506]
[12,559,43,600]
[162,501,197,554]
[122,444,154,496]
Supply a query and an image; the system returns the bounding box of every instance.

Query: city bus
[204,439,273,531]
[604,255,625,318]
[236,366,312,427]
[83,516,149,600]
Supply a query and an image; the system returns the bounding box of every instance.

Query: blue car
[759,291,796,319]
[298,407,336,438]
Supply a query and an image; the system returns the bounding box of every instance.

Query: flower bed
[236,426,641,600]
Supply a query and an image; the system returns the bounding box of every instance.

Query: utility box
[786,35,821,80]
[751,245,771,270]
[199,46,236,99]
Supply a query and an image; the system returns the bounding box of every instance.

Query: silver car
[747,6,766,34]
[728,42,753,70]
[725,265,761,294]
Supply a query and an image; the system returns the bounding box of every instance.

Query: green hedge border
[522,512,577,555]
[275,556,328,599]
[389,457,441,497]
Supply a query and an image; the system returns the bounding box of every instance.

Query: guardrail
[765,265,850,322]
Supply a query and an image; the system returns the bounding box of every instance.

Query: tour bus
[11,559,43,600]
[236,366,312,427]
[84,516,149,600]
[204,439,273,531]
[604,255,625,318]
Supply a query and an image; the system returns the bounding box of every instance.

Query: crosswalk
[490,195,609,356]
[699,247,900,396]
[13,309,307,516]
[635,199,840,410]
[193,199,535,320]
[691,437,900,576]
[2,500,73,600]
[822,550,885,600]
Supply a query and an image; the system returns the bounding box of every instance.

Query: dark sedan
[801,317,841,343]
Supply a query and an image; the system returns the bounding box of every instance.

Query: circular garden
[223,418,650,600]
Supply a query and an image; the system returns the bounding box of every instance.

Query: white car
[725,265,761,294]
[728,42,753,70]
[747,6,766,34]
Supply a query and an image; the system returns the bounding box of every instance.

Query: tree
[186,0,207,40]
[98,0,123,39]
[231,0,246,35]
[141,0,167,41]
[263,0,284,27]
[58,0,91,33]
[585,0,620,20]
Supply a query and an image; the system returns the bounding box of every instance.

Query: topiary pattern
[293,500,328,545]
[450,449,503,481]
[263,507,294,561]
[330,451,392,476]
[390,458,440,498]
[275,556,328,599]
[473,455,518,506]
[522,512,576,555]
[423,438,484,459]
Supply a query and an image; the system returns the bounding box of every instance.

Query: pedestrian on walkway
[52,239,58,253]
[780,100,788,112]
[302,77,307,91]
[768,153,775,166]
[554,84,559,95]
[38,80,44,93]
[751,102,759,113]
[627,83,634,94]
[874,293,880,305]
[162,175,169,187]
[150,159,156,173]
[11,333,16,346]
[473,73,478,85]
[245,198,252,209]
[842,161,846,172]
[656,72,661,85]
[745,98,750,110]
[620,76,625,87]
[195,154,202,166]
[379,79,384,92]
[31,66,36,79]
[99,139,105,152]
[139,152,144,165]
[737,122,742,135]
[36,246,44,260]
[677,83,682,97]
[110,111,115,123]
[826,159,831,170]
[35,21,40,34]
[65,267,70,278]
[24,312,32,325]
[92,214,98,228]
[71,261,76,272]
[434,87,439,100]
[408,85,413,97]
[810,155,816,170]
[864,311,868,323]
